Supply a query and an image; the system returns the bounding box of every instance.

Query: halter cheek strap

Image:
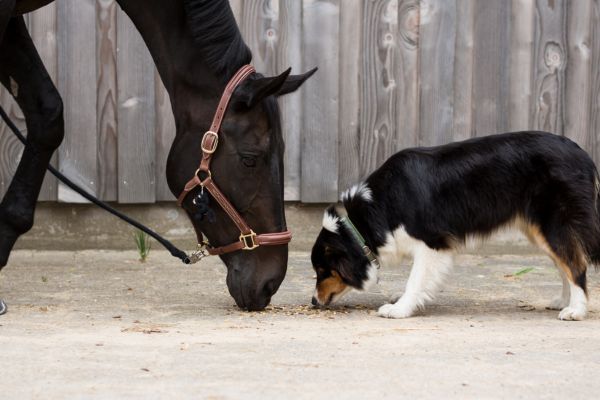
[177,65,292,261]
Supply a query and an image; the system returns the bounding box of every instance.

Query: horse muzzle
[224,249,287,311]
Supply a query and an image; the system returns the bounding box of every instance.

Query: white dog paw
[377,302,415,319]
[558,306,586,321]
[546,296,569,311]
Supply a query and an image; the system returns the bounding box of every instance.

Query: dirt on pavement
[1,249,599,399]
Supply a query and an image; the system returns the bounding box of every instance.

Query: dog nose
[311,296,318,306]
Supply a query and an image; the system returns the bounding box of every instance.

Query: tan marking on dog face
[315,270,348,305]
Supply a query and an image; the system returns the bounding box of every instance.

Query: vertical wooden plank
[452,0,474,141]
[418,0,456,146]
[564,1,592,148]
[590,0,600,164]
[278,0,303,200]
[241,0,279,75]
[96,0,118,201]
[117,9,156,203]
[509,0,535,132]
[29,3,58,201]
[57,0,97,202]
[359,0,399,177]
[301,0,339,203]
[155,71,176,201]
[229,0,244,23]
[531,0,567,135]
[395,0,420,149]
[338,0,362,193]
[472,0,511,137]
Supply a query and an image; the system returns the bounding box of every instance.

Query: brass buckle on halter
[201,131,219,154]
[240,231,259,250]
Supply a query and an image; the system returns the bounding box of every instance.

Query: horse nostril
[311,296,318,306]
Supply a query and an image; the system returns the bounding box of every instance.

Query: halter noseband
[177,65,292,262]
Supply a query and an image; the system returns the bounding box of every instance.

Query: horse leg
[0,2,14,316]
[0,17,64,314]
[0,0,14,41]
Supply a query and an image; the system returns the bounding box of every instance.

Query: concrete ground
[1,248,599,399]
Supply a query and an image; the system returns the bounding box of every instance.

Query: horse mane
[183,0,252,80]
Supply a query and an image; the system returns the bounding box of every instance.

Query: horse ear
[233,68,292,109]
[233,67,317,109]
[274,67,318,97]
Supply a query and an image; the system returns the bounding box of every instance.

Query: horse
[0,0,315,313]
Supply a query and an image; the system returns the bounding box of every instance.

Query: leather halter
[177,65,292,259]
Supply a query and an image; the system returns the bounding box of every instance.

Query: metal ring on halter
[195,168,212,183]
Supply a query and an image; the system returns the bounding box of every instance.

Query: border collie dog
[310,132,600,321]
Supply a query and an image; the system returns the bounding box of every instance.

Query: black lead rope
[0,105,192,264]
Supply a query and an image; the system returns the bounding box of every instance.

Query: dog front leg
[378,245,453,319]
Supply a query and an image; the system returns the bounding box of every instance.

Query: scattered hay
[250,304,371,317]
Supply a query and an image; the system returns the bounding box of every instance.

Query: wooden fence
[1,0,600,204]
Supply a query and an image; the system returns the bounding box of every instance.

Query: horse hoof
[0,299,7,315]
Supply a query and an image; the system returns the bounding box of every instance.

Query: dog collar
[339,216,380,269]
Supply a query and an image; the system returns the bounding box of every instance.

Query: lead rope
[0,105,195,265]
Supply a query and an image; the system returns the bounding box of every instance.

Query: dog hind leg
[526,223,588,321]
[378,245,454,319]
[546,265,570,310]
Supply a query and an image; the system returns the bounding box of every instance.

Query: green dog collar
[339,216,380,269]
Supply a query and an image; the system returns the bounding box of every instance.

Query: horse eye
[241,156,257,168]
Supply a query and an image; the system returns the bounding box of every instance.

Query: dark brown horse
[0,0,315,313]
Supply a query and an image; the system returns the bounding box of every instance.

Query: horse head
[168,66,314,310]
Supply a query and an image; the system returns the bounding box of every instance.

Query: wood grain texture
[5,1,600,206]
[117,8,156,203]
[591,0,600,163]
[277,0,303,200]
[229,0,244,23]
[96,0,118,201]
[564,0,592,148]
[472,0,511,136]
[154,71,176,201]
[241,0,279,75]
[338,0,362,193]
[28,3,59,201]
[418,0,456,146]
[301,0,339,203]
[359,0,399,177]
[57,0,97,203]
[395,0,420,149]
[531,0,567,134]
[509,0,535,132]
[452,0,474,141]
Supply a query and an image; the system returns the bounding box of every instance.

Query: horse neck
[115,0,223,129]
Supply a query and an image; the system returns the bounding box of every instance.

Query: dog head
[310,206,378,306]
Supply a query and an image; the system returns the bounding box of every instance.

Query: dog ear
[334,255,361,288]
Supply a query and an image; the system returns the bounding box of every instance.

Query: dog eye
[241,155,257,168]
